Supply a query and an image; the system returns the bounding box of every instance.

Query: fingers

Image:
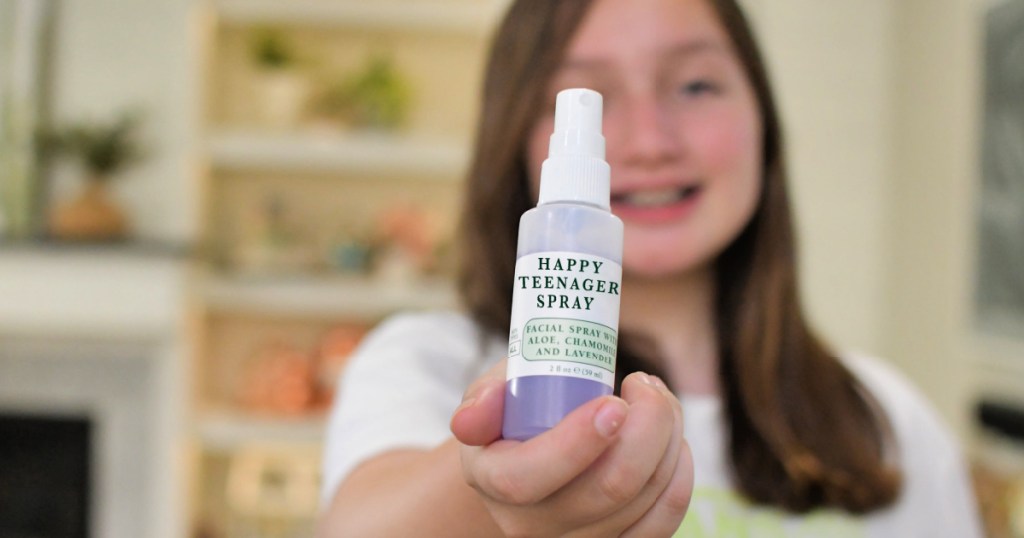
[616,372,692,536]
[620,440,694,537]
[546,372,678,524]
[466,394,629,505]
[452,363,694,538]
[450,358,507,446]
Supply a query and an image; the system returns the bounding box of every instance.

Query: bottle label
[507,252,622,388]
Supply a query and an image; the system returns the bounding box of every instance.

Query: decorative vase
[257,70,309,130]
[49,179,127,241]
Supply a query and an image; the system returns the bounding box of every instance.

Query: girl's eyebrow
[558,38,727,73]
[662,39,727,61]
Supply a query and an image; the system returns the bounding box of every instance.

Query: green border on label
[521,317,617,372]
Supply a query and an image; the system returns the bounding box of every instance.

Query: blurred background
[0,0,1022,537]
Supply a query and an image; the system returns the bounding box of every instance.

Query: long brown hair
[457,0,901,513]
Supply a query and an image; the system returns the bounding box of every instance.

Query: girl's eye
[680,79,717,96]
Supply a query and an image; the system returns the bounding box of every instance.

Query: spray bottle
[503,88,624,441]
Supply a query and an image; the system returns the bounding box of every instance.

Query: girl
[318,0,983,536]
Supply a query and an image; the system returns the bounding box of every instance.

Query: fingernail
[594,399,628,438]
[455,385,492,416]
[650,375,666,389]
[453,397,477,416]
[639,373,655,386]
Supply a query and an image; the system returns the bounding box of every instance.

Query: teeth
[618,187,693,207]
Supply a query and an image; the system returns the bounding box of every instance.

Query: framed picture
[977,0,1024,337]
[0,0,56,240]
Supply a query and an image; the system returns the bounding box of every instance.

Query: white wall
[38,3,201,535]
[49,0,201,242]
[745,0,996,439]
[747,0,895,358]
[883,0,984,438]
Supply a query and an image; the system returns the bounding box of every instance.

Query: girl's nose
[609,96,681,169]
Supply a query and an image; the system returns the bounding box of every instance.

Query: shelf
[198,409,326,450]
[202,274,458,318]
[207,130,470,178]
[0,237,194,259]
[213,0,509,36]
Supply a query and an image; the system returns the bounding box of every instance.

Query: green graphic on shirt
[674,487,865,538]
[521,318,617,372]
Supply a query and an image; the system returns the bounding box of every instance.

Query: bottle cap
[537,88,611,210]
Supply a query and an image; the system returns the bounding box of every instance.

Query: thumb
[450,358,506,446]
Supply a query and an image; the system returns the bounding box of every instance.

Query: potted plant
[41,112,143,241]
[250,28,308,129]
[313,52,412,132]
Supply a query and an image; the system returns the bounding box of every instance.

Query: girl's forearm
[316,438,501,537]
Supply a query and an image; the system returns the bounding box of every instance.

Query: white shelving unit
[203,274,458,319]
[192,1,499,533]
[207,130,470,177]
[214,0,508,35]
[198,409,326,451]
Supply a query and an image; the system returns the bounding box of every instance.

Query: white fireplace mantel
[0,245,192,538]
[0,246,190,337]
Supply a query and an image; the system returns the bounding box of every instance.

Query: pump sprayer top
[537,88,612,210]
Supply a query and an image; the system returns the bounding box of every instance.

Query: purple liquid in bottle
[503,375,611,441]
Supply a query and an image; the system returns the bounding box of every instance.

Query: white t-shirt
[321,311,983,537]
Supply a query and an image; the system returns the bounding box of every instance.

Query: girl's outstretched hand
[451,359,693,537]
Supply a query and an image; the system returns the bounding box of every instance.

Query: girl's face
[527,0,763,280]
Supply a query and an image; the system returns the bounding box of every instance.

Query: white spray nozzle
[550,89,605,159]
[538,88,611,209]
